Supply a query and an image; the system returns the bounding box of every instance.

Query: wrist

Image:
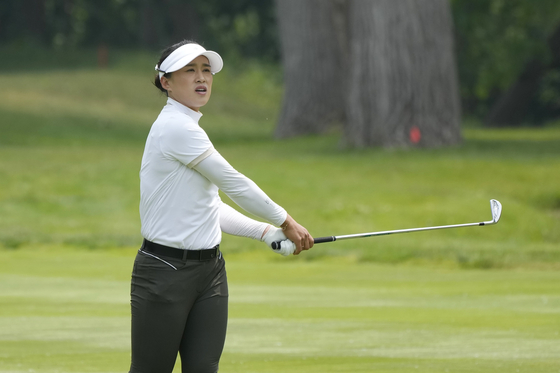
[280,214,293,231]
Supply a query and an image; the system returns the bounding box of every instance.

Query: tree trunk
[344,0,462,147]
[274,0,345,138]
[484,22,560,127]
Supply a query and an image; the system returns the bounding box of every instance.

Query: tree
[274,0,345,138]
[345,0,461,147]
[451,0,560,123]
[275,0,462,148]
[484,22,560,126]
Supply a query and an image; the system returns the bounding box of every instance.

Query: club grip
[271,241,282,251]
[271,236,336,251]
[313,236,336,244]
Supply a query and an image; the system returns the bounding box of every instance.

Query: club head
[490,199,502,224]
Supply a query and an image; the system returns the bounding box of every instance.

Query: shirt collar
[166,97,203,122]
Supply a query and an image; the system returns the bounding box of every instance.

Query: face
[161,55,213,112]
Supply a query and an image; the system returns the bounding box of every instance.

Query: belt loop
[182,249,188,261]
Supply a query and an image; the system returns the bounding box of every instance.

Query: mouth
[195,86,208,95]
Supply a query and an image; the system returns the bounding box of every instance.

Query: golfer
[129,40,314,373]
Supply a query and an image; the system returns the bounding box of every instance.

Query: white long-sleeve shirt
[139,98,286,250]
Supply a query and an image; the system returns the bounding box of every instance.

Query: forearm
[195,151,312,254]
[195,152,287,226]
[219,202,270,240]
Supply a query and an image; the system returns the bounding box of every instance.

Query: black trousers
[129,248,228,373]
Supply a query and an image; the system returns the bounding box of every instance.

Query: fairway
[0,248,559,373]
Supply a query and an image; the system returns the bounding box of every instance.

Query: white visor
[155,43,223,78]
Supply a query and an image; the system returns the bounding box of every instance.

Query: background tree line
[1,0,560,128]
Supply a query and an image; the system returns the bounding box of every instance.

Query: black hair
[154,40,199,94]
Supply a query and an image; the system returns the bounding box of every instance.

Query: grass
[0,48,559,372]
[0,61,558,267]
[0,247,559,372]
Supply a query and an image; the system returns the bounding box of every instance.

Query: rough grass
[0,50,559,270]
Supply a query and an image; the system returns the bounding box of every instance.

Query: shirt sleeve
[193,151,288,226]
[159,116,215,166]
[219,202,269,240]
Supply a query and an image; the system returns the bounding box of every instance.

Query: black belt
[141,239,220,261]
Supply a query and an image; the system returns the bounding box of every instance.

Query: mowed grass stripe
[1,249,559,372]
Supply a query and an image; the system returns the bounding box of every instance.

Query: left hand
[262,226,296,256]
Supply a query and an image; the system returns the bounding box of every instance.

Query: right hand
[280,214,314,255]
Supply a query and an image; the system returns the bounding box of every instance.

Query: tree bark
[344,0,462,147]
[274,0,345,138]
[275,0,462,147]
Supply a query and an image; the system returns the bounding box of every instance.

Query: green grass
[0,59,559,268]
[0,48,559,371]
[0,247,559,372]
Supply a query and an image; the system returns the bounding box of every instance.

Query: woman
[130,40,314,373]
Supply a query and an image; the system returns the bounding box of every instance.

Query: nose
[195,70,205,83]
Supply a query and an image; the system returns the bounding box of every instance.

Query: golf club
[272,199,502,251]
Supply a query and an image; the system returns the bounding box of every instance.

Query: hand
[280,214,314,255]
[261,226,296,256]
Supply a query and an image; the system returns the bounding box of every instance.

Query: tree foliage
[0,0,279,61]
[1,0,560,122]
[452,0,560,120]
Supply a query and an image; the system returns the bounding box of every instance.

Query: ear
[161,76,172,92]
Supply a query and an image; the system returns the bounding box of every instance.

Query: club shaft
[271,199,501,251]
[314,220,494,244]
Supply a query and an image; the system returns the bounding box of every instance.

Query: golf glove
[262,227,296,256]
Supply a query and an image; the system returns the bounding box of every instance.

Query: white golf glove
[262,227,296,256]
